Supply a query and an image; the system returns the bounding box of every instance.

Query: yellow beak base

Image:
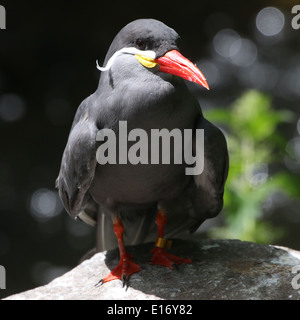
[135,54,157,69]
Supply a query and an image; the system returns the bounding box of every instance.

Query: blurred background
[0,0,299,298]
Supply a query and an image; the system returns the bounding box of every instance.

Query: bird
[56,18,229,286]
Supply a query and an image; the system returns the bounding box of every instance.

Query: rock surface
[4,239,300,300]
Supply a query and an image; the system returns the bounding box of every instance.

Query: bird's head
[97,19,209,90]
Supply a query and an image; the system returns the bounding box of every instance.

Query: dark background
[0,0,299,298]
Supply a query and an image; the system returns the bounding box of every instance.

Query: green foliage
[205,90,297,243]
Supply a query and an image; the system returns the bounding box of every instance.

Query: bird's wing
[150,114,229,240]
[56,98,99,224]
[189,115,229,232]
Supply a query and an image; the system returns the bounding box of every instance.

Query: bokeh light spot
[297,118,300,136]
[0,93,26,122]
[256,7,285,37]
[213,29,240,58]
[230,38,257,67]
[196,60,220,88]
[30,188,63,220]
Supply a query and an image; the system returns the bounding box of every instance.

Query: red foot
[98,254,141,286]
[149,247,192,269]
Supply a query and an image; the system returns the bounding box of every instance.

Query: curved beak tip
[203,81,210,90]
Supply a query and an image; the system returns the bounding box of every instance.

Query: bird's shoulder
[70,93,99,129]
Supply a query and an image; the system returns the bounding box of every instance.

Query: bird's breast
[90,161,191,205]
[91,116,196,206]
[91,78,198,206]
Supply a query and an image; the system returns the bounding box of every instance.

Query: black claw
[172,263,179,270]
[95,279,104,287]
[122,274,127,288]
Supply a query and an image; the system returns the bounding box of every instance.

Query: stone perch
[4,239,300,300]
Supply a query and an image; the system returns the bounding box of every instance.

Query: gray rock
[4,239,300,300]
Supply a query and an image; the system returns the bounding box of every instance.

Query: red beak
[155,50,209,90]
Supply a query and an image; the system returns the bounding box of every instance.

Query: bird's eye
[135,39,146,50]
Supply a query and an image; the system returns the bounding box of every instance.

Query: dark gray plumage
[56,18,229,255]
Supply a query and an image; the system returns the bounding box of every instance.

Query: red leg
[97,217,141,286]
[150,209,192,268]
